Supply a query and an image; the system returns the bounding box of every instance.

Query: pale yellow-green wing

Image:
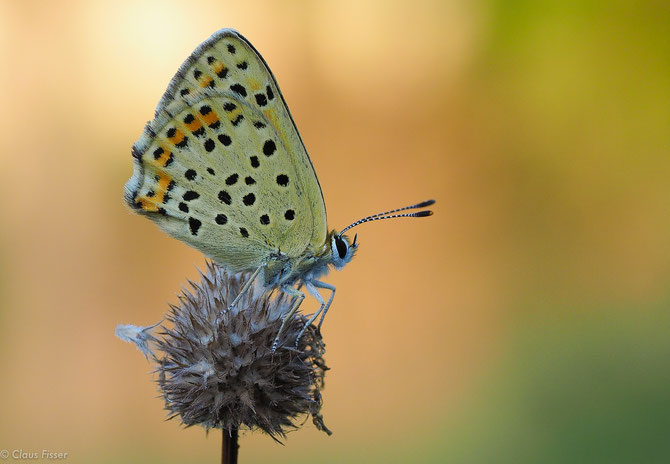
[124,29,328,271]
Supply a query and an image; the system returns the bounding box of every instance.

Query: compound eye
[335,237,348,259]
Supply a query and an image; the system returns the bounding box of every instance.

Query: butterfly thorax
[261,230,356,288]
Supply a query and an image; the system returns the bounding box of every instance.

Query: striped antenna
[338,199,434,237]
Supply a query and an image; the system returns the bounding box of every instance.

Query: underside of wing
[124,30,328,270]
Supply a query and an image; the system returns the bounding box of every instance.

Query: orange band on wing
[248,78,261,91]
[155,172,171,203]
[264,109,280,129]
[136,197,158,212]
[201,109,219,126]
[184,117,202,133]
[168,129,185,146]
[200,76,214,88]
[213,62,226,74]
[147,145,173,167]
[264,108,290,148]
[136,171,172,212]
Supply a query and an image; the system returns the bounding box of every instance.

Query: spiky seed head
[116,261,330,439]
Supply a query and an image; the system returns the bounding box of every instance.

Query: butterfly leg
[313,281,336,331]
[272,285,305,352]
[295,281,335,345]
[294,281,327,346]
[226,263,264,312]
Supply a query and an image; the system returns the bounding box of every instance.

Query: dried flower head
[116,261,330,439]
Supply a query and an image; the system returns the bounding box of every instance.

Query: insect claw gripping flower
[116,261,331,440]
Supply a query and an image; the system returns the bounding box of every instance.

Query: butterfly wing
[124,29,328,272]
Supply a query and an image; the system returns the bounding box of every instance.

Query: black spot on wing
[242,193,255,206]
[239,227,249,238]
[285,209,295,220]
[179,202,189,213]
[223,102,237,112]
[189,217,202,235]
[183,191,199,201]
[227,44,236,54]
[207,167,216,175]
[276,174,289,187]
[260,214,270,225]
[185,169,196,180]
[236,61,248,70]
[225,174,238,185]
[245,176,255,185]
[215,214,227,225]
[250,156,260,168]
[263,140,276,156]
[266,85,274,100]
[204,138,215,152]
[231,114,244,126]
[218,134,232,146]
[230,84,247,97]
[218,190,231,205]
[255,94,267,106]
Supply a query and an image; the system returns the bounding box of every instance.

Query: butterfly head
[329,231,358,269]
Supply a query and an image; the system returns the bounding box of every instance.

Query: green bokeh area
[438,307,670,464]
[434,2,670,462]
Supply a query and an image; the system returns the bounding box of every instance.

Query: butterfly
[124,29,434,351]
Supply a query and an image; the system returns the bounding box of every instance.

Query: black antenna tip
[414,210,433,217]
[417,199,436,208]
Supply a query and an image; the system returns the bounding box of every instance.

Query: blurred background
[1,0,669,463]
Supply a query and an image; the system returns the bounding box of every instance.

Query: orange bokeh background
[1,1,669,463]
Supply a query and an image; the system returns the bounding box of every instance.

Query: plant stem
[221,428,238,464]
